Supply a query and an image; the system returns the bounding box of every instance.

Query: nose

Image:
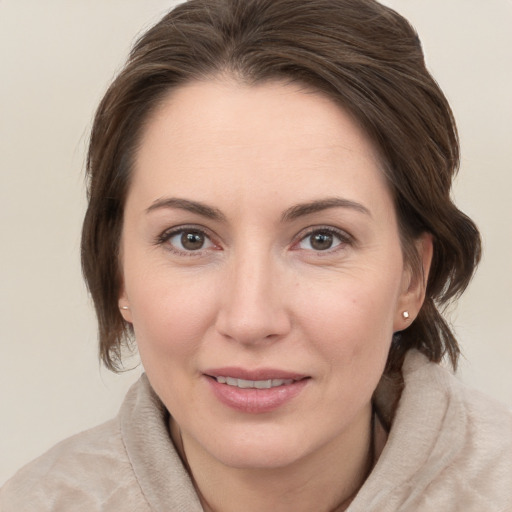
[215,249,292,346]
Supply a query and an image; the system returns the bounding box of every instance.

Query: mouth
[210,376,300,389]
[203,368,310,413]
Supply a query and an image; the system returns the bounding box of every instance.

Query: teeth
[215,376,295,389]
[254,380,273,389]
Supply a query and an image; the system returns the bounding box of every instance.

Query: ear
[118,282,133,324]
[393,232,433,332]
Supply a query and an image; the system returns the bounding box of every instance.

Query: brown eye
[164,228,215,253]
[181,231,205,250]
[296,228,348,252]
[310,232,334,250]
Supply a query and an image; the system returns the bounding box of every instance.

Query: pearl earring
[120,305,130,310]
[402,311,410,320]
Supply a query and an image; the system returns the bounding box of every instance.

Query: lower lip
[205,376,309,413]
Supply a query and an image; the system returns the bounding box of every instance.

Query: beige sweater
[1,351,511,511]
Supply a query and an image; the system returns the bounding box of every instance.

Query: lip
[203,367,310,414]
[204,367,308,381]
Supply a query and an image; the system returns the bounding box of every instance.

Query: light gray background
[1,0,511,485]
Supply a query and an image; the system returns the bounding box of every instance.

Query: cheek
[124,265,218,363]
[292,269,400,364]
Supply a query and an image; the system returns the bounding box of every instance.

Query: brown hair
[81,0,481,372]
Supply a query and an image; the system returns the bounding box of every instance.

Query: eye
[296,228,349,252]
[159,227,216,254]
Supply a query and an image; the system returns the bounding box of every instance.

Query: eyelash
[155,225,354,256]
[155,225,219,256]
[292,226,353,254]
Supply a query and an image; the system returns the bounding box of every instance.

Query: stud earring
[402,311,410,320]
[120,305,130,310]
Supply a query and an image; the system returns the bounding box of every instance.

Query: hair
[81,0,481,373]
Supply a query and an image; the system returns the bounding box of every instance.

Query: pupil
[181,231,204,250]
[311,232,333,250]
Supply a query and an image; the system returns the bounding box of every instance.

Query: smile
[214,376,296,389]
[204,370,310,413]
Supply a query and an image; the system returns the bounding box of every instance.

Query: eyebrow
[145,196,370,223]
[146,197,227,221]
[281,197,371,222]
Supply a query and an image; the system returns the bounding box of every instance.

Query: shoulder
[0,406,149,512]
[0,375,202,512]
[357,351,512,511]
[446,367,512,505]
[400,352,512,510]
[404,350,512,460]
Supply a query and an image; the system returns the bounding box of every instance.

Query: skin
[119,79,432,512]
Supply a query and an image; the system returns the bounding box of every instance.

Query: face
[119,80,426,470]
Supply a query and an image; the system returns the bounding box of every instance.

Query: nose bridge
[216,243,290,344]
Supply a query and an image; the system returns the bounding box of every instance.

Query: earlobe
[117,253,133,323]
[394,232,434,331]
[118,302,133,323]
[118,286,133,323]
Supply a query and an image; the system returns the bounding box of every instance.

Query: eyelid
[291,225,354,252]
[155,224,221,255]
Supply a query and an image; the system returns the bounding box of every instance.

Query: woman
[2,0,511,510]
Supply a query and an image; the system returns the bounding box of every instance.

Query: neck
[171,405,378,512]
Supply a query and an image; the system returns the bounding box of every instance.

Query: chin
[198,425,315,470]
[215,444,305,470]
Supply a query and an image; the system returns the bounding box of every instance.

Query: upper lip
[204,367,308,381]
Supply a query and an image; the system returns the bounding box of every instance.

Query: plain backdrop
[1,0,511,486]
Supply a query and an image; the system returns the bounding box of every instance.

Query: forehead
[130,79,391,215]
[139,79,378,158]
